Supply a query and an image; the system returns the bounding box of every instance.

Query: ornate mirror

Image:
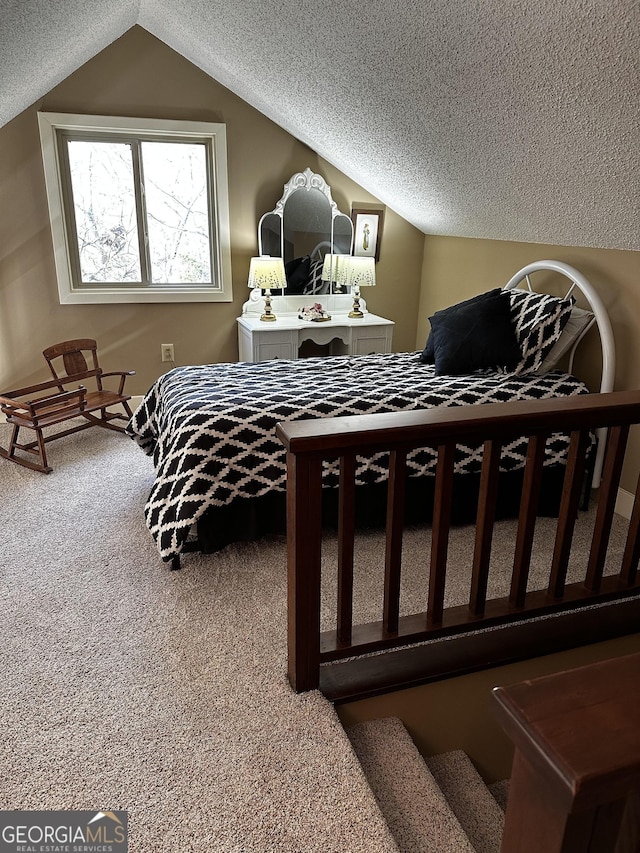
[258,168,354,294]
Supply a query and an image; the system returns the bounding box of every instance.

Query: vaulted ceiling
[1,0,638,251]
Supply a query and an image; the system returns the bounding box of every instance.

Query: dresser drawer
[351,336,389,356]
[256,340,297,361]
[237,313,394,362]
[350,323,394,355]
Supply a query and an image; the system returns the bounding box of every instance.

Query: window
[38,113,233,304]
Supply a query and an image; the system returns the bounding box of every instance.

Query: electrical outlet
[161,343,175,363]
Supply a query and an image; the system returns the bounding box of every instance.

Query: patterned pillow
[536,306,594,374]
[507,289,574,374]
[285,255,311,293]
[303,259,329,295]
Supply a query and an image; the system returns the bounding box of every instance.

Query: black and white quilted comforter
[128,351,590,561]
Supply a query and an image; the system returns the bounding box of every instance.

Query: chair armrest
[0,393,23,410]
[1,376,76,400]
[101,370,136,395]
[1,386,87,426]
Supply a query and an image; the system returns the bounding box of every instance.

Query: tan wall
[417,236,640,492]
[2,25,638,488]
[0,26,424,395]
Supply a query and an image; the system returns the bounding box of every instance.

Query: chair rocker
[0,339,135,473]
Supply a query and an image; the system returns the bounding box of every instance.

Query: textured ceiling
[1,0,638,250]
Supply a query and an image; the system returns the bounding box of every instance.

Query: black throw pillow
[419,331,435,364]
[429,288,522,376]
[284,255,311,294]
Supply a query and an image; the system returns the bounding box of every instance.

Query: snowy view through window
[67,139,212,285]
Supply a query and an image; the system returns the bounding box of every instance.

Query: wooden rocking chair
[0,339,135,473]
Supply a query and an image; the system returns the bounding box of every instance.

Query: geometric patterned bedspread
[127,351,590,561]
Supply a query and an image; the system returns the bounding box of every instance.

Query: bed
[128,261,615,565]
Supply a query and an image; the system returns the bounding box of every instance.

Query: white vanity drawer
[350,324,394,356]
[237,313,394,362]
[352,336,390,356]
[257,340,297,361]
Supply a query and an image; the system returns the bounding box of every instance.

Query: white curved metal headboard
[503,260,616,487]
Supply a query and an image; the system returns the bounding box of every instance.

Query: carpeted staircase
[347,717,508,853]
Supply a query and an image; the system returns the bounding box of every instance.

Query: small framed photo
[351,206,385,262]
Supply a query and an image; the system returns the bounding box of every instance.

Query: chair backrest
[43,339,102,389]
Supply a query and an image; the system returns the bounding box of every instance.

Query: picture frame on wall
[351,206,385,262]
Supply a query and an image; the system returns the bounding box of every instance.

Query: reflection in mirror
[283,187,331,261]
[260,213,281,258]
[333,215,353,255]
[258,168,354,295]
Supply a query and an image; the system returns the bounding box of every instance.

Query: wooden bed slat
[428,442,456,625]
[384,450,407,634]
[286,452,323,692]
[510,434,548,608]
[586,425,629,592]
[470,439,502,616]
[621,473,640,586]
[547,430,591,600]
[337,454,356,644]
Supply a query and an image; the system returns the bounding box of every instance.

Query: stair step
[347,717,475,853]
[425,750,504,853]
[488,778,510,812]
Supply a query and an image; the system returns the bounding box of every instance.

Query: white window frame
[37,113,233,304]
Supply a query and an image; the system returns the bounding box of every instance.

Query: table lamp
[345,256,376,317]
[321,254,350,294]
[247,256,287,321]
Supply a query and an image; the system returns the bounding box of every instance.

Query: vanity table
[237,303,394,362]
[239,167,394,362]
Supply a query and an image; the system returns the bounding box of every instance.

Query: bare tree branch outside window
[67,138,212,285]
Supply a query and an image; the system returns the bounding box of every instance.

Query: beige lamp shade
[324,255,376,318]
[321,255,376,317]
[345,256,376,289]
[247,256,287,291]
[321,253,351,288]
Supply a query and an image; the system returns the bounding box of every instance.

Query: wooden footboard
[276,391,640,696]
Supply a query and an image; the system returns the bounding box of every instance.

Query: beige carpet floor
[0,423,631,852]
[0,425,398,852]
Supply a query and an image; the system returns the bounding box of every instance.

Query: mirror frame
[258,167,354,265]
[243,168,361,317]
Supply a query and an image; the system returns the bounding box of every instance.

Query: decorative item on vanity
[247,256,287,321]
[298,303,331,322]
[345,256,376,318]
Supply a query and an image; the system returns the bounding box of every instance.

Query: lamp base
[260,292,277,322]
[349,293,364,318]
